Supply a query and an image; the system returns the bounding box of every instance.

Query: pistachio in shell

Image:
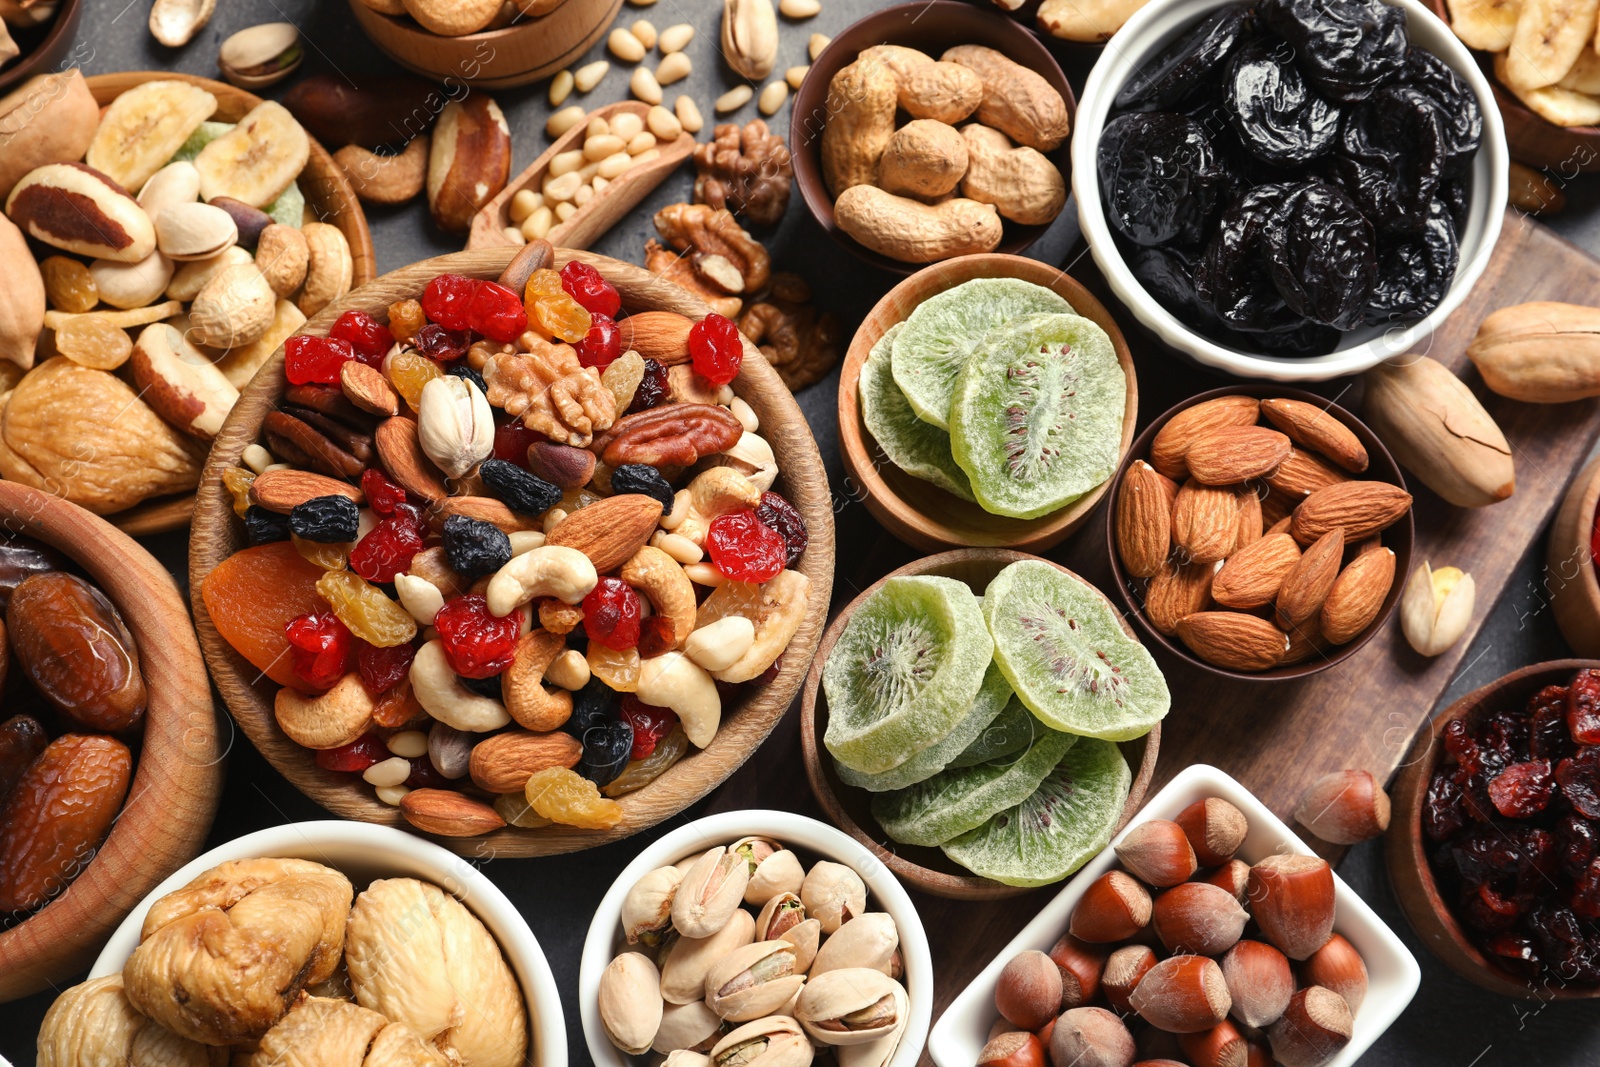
[745,847,805,906]
[810,913,899,978]
[219,23,305,89]
[794,968,906,1046]
[710,1015,814,1067]
[622,865,684,946]
[673,845,752,938]
[653,999,726,1055]
[661,909,756,1005]
[703,941,806,1022]
[599,952,664,1055]
[755,892,820,973]
[800,861,866,935]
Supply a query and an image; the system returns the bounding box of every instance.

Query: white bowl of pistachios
[580,810,933,1067]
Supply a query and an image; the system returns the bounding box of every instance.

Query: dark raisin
[479,458,563,517]
[448,363,489,395]
[458,673,503,700]
[1224,37,1342,168]
[1264,181,1376,330]
[579,717,633,787]
[289,495,360,543]
[413,323,469,362]
[1098,112,1225,248]
[610,464,675,511]
[244,505,292,545]
[566,678,619,739]
[441,514,511,580]
[755,491,808,567]
[1258,0,1407,104]
[1115,5,1253,111]
[629,358,671,413]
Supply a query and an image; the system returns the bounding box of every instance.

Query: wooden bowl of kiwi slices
[799,548,1162,901]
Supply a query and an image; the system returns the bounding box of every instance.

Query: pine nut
[731,396,759,432]
[632,147,660,165]
[375,784,410,807]
[543,170,582,201]
[631,18,657,49]
[554,201,577,222]
[592,175,610,194]
[684,562,726,587]
[808,32,830,60]
[598,151,635,179]
[549,69,574,106]
[660,489,691,530]
[386,730,429,758]
[509,188,538,222]
[586,117,611,140]
[759,81,788,115]
[583,134,626,161]
[546,105,586,137]
[609,27,646,62]
[786,65,809,89]
[363,756,412,788]
[610,110,644,141]
[647,104,683,140]
[503,226,526,244]
[574,183,594,206]
[626,131,657,154]
[675,95,703,133]
[522,206,553,240]
[574,60,610,92]
[549,148,585,176]
[780,0,820,15]
[653,530,703,564]
[241,443,275,473]
[508,530,547,556]
[715,85,753,113]
[659,22,695,53]
[631,65,663,104]
[656,50,692,85]
[543,507,569,534]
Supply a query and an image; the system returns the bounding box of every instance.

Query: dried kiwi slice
[823,575,993,774]
[835,661,1012,792]
[871,727,1076,847]
[949,313,1126,519]
[890,278,1072,430]
[983,560,1169,741]
[859,323,975,502]
[949,695,1042,769]
[941,737,1132,887]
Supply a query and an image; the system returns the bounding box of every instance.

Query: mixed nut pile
[981,798,1368,1067]
[202,239,811,837]
[599,835,910,1066]
[38,858,525,1066]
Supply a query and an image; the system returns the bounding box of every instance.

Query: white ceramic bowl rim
[1073,0,1508,382]
[579,809,934,1067]
[89,821,565,1067]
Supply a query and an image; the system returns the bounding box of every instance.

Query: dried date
[7,572,147,732]
[0,537,68,612]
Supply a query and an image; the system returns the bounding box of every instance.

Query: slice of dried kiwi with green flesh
[835,660,1012,793]
[949,312,1126,519]
[983,560,1169,741]
[822,575,993,774]
[870,727,1077,847]
[858,322,976,502]
[948,694,1043,769]
[941,737,1132,887]
[890,278,1072,430]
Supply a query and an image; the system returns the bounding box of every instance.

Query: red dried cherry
[628,358,671,412]
[620,695,678,760]
[494,421,543,466]
[349,514,425,583]
[689,313,744,385]
[422,273,477,331]
[413,323,469,363]
[316,732,389,772]
[285,335,355,385]
[286,611,352,691]
[1571,670,1600,744]
[330,310,394,367]
[707,509,786,583]
[434,595,520,678]
[468,280,529,342]
[1489,759,1554,818]
[361,467,410,516]
[560,260,621,318]
[575,313,622,369]
[583,577,642,650]
[406,756,449,789]
[637,615,676,659]
[755,491,807,567]
[358,641,416,695]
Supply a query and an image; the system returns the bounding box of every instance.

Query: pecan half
[593,403,743,468]
[263,410,364,480]
[483,339,616,448]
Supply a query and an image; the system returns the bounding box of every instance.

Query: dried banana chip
[1498,51,1600,123]
[1447,0,1521,50]
[1505,0,1600,90]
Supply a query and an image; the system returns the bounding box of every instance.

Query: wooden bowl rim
[1386,658,1600,999]
[188,247,836,858]
[0,0,83,97]
[1102,384,1415,682]
[799,547,1161,900]
[836,253,1139,553]
[0,482,221,1000]
[788,0,1077,275]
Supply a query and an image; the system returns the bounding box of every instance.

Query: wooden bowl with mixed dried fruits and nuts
[190,244,834,859]
[1105,386,1414,681]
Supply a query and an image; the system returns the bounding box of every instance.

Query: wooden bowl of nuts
[0,481,222,1002]
[189,245,834,858]
[1105,386,1414,681]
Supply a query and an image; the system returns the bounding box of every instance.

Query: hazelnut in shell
[1101,944,1158,1014]
[1127,955,1232,1034]
[1179,1020,1249,1067]
[1151,882,1249,956]
[1301,933,1368,1015]
[1174,797,1249,867]
[1048,934,1106,1009]
[1293,769,1391,845]
[1049,1007,1136,1067]
[1069,871,1153,943]
[1201,858,1252,902]
[1219,940,1294,1028]
[996,950,1061,1031]
[1115,819,1199,886]
[1246,854,1335,960]
[977,1031,1047,1067]
[1268,986,1352,1067]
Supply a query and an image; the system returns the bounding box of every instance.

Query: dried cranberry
[620,696,678,760]
[583,577,642,650]
[1572,670,1600,744]
[316,732,389,772]
[413,323,469,363]
[330,310,394,367]
[1445,717,1482,777]
[1490,760,1555,818]
[1423,769,1467,842]
[1532,685,1576,761]
[1559,748,1600,819]
[286,611,352,691]
[707,510,786,583]
[560,260,621,318]
[1560,813,1599,879]
[1529,905,1596,980]
[1573,858,1600,919]
[494,420,543,466]
[689,313,744,385]
[468,280,529,342]
[575,313,622,369]
[406,756,449,790]
[422,273,477,331]
[434,595,520,678]
[1485,934,1542,978]
[358,641,415,695]
[349,515,425,583]
[754,491,807,567]
[1463,882,1521,932]
[1517,828,1560,888]
[285,335,354,385]
[637,615,676,659]
[361,467,409,516]
[1481,713,1526,772]
[629,358,670,412]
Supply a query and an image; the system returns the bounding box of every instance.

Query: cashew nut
[395,572,445,625]
[410,639,511,732]
[486,544,598,617]
[274,672,374,749]
[695,569,811,682]
[297,221,354,318]
[637,651,721,747]
[684,616,756,673]
[546,649,590,690]
[334,135,430,205]
[622,545,697,646]
[503,630,573,731]
[677,467,762,546]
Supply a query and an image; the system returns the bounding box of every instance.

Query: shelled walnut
[691,119,793,228]
[483,340,617,448]
[737,274,842,391]
[644,202,771,319]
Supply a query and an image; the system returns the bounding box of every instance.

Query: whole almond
[1173,480,1238,564]
[1235,489,1263,552]
[1116,460,1177,578]
[617,310,694,364]
[1259,398,1368,472]
[1281,621,1333,666]
[547,493,665,572]
[1212,533,1302,610]
[248,468,364,513]
[341,359,399,417]
[1176,612,1290,671]
[1275,528,1344,630]
[1320,546,1396,644]
[1149,395,1260,480]
[1184,426,1292,486]
[399,788,506,836]
[1291,482,1412,545]
[1265,448,1352,499]
[468,729,583,793]
[434,495,543,533]
[1146,558,1217,635]
[375,416,451,504]
[1266,515,1293,537]
[1262,489,1297,529]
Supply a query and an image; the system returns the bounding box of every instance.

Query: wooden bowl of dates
[0,0,82,98]
[0,482,221,1002]
[1547,454,1600,657]
[1104,385,1414,682]
[837,253,1138,553]
[799,548,1161,901]
[1387,659,1600,998]
[189,247,835,859]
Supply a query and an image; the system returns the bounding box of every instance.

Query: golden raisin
[293,533,349,572]
[387,298,426,344]
[372,679,425,728]
[54,316,133,371]
[222,466,256,518]
[40,256,98,313]
[494,792,553,828]
[385,348,443,411]
[587,644,639,692]
[524,269,591,343]
[604,725,688,797]
[316,570,418,648]
[524,766,622,829]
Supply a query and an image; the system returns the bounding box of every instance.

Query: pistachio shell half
[794,968,905,1047]
[710,1015,814,1067]
[810,913,899,978]
[219,23,304,89]
[599,952,663,1055]
[661,909,756,1004]
[673,845,752,938]
[653,999,726,1054]
[704,940,806,1022]
[622,865,683,946]
[799,861,866,935]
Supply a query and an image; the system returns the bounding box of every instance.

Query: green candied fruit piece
[266,181,306,228]
[171,121,234,162]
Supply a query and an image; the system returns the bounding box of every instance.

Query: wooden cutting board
[709,207,1600,1056]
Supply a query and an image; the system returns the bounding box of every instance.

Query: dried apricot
[523,766,622,828]
[202,542,330,688]
[317,570,419,648]
[0,734,132,912]
[8,572,146,732]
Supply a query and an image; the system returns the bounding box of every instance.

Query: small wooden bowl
[348,0,623,90]
[1104,385,1414,682]
[837,253,1137,553]
[1387,659,1600,998]
[466,101,696,251]
[189,248,835,859]
[80,72,376,537]
[1548,454,1600,656]
[0,0,82,98]
[1423,0,1600,171]
[0,483,222,1002]
[789,0,1076,274]
[799,548,1160,901]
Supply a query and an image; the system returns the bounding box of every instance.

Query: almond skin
[1184,426,1292,486]
[1259,398,1368,472]
[1116,459,1177,578]
[1265,448,1351,499]
[1212,533,1301,610]
[1146,558,1216,635]
[1235,489,1263,551]
[249,468,365,512]
[398,788,507,836]
[1173,480,1238,564]
[1150,395,1260,480]
[1290,482,1412,545]
[467,729,583,793]
[547,493,665,572]
[617,310,694,364]
[1275,528,1343,630]
[375,415,451,503]
[1175,612,1289,672]
[1319,546,1396,644]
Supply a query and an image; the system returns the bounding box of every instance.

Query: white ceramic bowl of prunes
[1074,0,1507,381]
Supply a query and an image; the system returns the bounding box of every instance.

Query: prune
[1264,181,1375,330]
[1364,199,1458,325]
[440,514,512,580]
[579,717,634,788]
[1098,112,1224,247]
[1558,748,1600,819]
[1440,177,1470,231]
[566,678,619,739]
[1336,86,1447,232]
[245,505,291,545]
[1402,47,1483,177]
[0,538,66,612]
[1130,246,1212,326]
[1196,184,1303,332]
[1490,760,1555,818]
[289,495,361,544]
[1570,669,1600,744]
[479,458,562,517]
[610,464,675,512]
[1224,37,1342,167]
[1259,0,1407,103]
[1115,6,1253,111]
[1241,320,1343,354]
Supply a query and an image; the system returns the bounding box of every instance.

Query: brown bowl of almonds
[1104,385,1413,681]
[189,243,834,858]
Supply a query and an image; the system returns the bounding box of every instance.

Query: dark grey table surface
[5,0,1600,1061]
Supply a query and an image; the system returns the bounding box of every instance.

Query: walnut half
[646,203,772,320]
[692,119,794,229]
[738,273,842,392]
[484,338,617,448]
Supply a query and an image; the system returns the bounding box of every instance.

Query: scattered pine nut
[758,81,788,115]
[780,0,821,16]
[554,202,577,223]
[574,60,609,92]
[375,784,411,807]
[631,19,658,49]
[808,32,830,60]
[626,131,657,154]
[242,443,275,473]
[785,65,810,89]
[574,183,594,207]
[549,69,574,106]
[522,206,553,240]
[631,65,663,104]
[656,50,692,85]
[592,175,610,194]
[647,104,683,140]
[608,27,646,62]
[546,105,586,137]
[659,22,695,53]
[715,85,753,113]
[730,396,759,432]
[675,95,704,133]
[632,147,661,165]
[543,171,582,202]
[509,188,540,223]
